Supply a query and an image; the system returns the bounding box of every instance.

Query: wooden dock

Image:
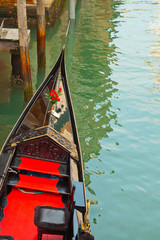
[0,0,65,26]
[0,28,30,51]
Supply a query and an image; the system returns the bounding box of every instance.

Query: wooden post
[37,0,46,69]
[10,48,22,83]
[17,0,33,102]
[69,0,75,20]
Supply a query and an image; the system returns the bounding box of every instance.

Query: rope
[18,188,44,195]
[8,168,18,174]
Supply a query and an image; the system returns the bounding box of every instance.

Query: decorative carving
[8,127,47,145]
[48,128,75,151]
[48,128,79,160]
[7,125,79,160]
[16,137,69,162]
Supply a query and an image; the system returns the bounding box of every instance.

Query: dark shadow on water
[36,68,46,90]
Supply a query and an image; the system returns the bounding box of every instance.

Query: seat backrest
[66,201,75,240]
[66,185,76,240]
[68,185,75,211]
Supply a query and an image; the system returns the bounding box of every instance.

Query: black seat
[0,236,14,240]
[34,186,75,240]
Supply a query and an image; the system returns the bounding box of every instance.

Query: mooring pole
[37,0,46,69]
[69,0,75,20]
[17,0,33,101]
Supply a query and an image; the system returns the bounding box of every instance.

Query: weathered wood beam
[17,0,33,101]
[37,0,46,69]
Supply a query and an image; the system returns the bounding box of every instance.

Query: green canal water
[0,0,160,239]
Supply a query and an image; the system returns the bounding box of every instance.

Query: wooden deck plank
[0,28,30,51]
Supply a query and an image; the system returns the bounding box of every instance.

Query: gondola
[0,49,94,240]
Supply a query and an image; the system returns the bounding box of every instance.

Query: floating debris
[89,199,98,205]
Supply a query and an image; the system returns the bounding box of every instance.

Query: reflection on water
[67,0,160,239]
[148,0,160,100]
[65,0,122,233]
[0,52,25,147]
[66,0,122,191]
[66,0,120,168]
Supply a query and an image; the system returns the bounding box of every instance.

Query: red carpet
[0,188,64,240]
[18,157,62,176]
[16,174,59,193]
